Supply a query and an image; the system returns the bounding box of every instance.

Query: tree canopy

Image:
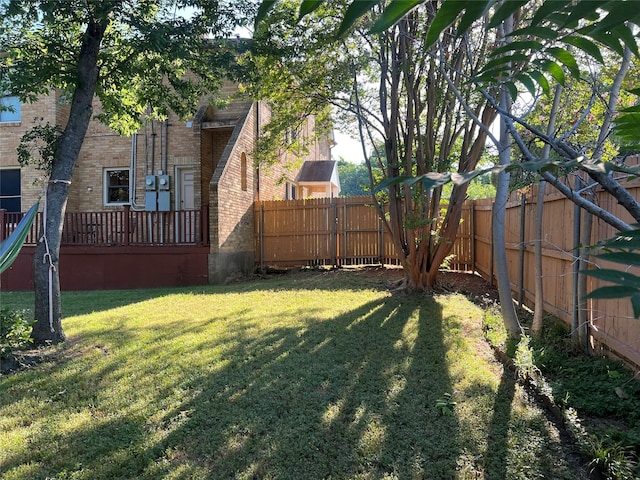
[0,0,254,344]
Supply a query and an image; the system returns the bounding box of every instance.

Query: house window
[241,152,247,191]
[0,96,21,123]
[285,181,296,200]
[104,168,130,205]
[0,168,21,212]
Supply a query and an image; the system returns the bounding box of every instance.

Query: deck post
[0,209,5,241]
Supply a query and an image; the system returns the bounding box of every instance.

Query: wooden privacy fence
[255,196,473,269]
[255,188,640,370]
[481,182,640,369]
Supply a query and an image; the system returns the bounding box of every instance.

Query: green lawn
[0,270,587,479]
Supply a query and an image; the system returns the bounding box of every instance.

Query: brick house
[0,82,337,288]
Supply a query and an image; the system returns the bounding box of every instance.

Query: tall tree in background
[0,0,252,345]
[254,2,497,291]
[256,0,640,324]
[357,5,497,291]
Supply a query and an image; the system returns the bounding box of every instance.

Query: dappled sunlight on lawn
[0,271,588,479]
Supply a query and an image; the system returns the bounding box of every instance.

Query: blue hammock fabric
[0,201,40,275]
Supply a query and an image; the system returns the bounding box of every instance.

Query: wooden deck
[0,205,209,247]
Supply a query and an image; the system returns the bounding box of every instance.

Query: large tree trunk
[31,18,108,346]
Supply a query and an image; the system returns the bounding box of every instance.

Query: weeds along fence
[256,188,640,370]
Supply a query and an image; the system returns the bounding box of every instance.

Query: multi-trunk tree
[256,0,640,337]
[254,1,498,292]
[0,0,252,345]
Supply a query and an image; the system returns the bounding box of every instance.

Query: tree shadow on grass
[0,292,461,479]
[485,369,517,480]
[143,295,458,479]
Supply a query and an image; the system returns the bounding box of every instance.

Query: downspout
[164,120,169,173]
[151,120,156,174]
[255,101,260,201]
[129,134,145,210]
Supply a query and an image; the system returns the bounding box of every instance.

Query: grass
[0,270,587,479]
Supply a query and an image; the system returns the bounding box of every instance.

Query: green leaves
[613,106,640,149]
[585,228,640,318]
[335,0,378,37]
[369,0,424,33]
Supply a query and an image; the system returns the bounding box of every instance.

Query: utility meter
[145,175,157,190]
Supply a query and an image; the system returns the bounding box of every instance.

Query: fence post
[490,202,495,286]
[378,207,384,266]
[260,203,265,271]
[572,176,582,336]
[518,193,526,307]
[123,205,130,246]
[470,203,475,274]
[330,198,337,267]
[343,201,347,266]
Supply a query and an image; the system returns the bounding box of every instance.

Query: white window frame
[0,96,21,123]
[103,168,131,206]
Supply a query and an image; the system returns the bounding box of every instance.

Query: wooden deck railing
[0,205,209,246]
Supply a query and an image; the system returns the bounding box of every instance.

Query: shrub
[0,307,33,358]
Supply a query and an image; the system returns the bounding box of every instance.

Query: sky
[331,130,367,164]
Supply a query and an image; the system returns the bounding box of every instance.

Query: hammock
[0,200,40,275]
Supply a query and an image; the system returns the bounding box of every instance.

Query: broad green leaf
[451,166,497,185]
[594,251,640,267]
[530,0,572,27]
[614,113,640,142]
[597,236,640,252]
[457,0,494,36]
[506,81,518,101]
[545,12,573,27]
[546,47,580,78]
[254,0,278,28]
[425,0,468,48]
[474,69,512,85]
[479,52,529,74]
[589,1,639,35]
[586,285,640,300]
[580,27,625,56]
[509,25,559,40]
[631,292,640,318]
[491,40,544,57]
[373,175,414,193]
[584,269,640,289]
[597,229,640,245]
[536,59,565,85]
[528,70,550,95]
[488,0,528,29]
[612,24,640,58]
[561,35,604,64]
[562,0,608,29]
[298,0,324,20]
[514,73,537,98]
[336,0,378,38]
[370,0,424,33]
[419,172,452,190]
